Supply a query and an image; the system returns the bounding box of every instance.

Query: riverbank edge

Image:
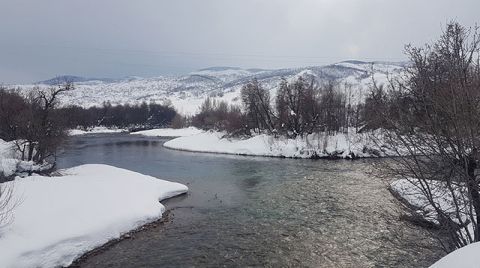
[0,164,189,267]
[162,143,363,160]
[388,184,442,229]
[69,194,186,267]
[162,130,387,160]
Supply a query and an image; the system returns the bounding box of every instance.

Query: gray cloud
[0,0,478,83]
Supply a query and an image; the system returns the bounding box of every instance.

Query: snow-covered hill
[25,61,406,115]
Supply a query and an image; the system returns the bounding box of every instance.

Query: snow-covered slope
[23,61,405,115]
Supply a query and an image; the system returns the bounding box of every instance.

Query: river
[57,133,444,267]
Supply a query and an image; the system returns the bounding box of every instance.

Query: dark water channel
[57,134,444,267]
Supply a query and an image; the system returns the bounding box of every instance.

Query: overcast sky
[0,0,478,83]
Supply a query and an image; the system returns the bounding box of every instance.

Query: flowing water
[57,134,444,267]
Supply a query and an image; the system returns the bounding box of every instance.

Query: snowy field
[0,164,187,268]
[164,130,383,159]
[131,127,203,137]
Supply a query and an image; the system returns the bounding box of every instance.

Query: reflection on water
[58,134,444,267]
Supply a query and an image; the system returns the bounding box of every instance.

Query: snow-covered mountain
[28,61,406,115]
[38,75,119,85]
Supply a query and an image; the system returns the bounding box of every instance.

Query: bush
[192,98,248,135]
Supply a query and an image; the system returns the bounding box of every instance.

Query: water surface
[57,134,444,267]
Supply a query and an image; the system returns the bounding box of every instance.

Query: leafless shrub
[275,77,319,137]
[0,183,15,231]
[192,97,249,136]
[241,78,276,134]
[371,21,480,252]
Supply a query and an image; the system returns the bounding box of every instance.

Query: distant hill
[29,61,406,115]
[38,75,117,85]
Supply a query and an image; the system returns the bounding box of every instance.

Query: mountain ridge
[28,60,406,115]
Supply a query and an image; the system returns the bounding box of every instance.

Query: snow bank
[164,130,382,159]
[0,164,188,268]
[0,139,18,177]
[0,139,53,178]
[69,126,127,136]
[390,179,471,226]
[430,242,480,268]
[131,127,203,137]
[390,178,480,267]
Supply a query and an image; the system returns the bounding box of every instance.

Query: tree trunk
[27,142,34,162]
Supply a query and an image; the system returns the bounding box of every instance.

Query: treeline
[59,102,178,130]
[0,86,180,164]
[193,77,368,137]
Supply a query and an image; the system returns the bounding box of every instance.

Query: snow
[390,178,471,225]
[163,130,382,159]
[390,179,441,223]
[430,242,480,268]
[131,127,203,137]
[0,164,188,268]
[190,67,259,83]
[390,178,480,267]
[0,139,18,177]
[0,158,17,178]
[69,126,127,136]
[16,61,405,116]
[0,139,53,177]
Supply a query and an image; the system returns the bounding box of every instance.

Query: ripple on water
[60,135,444,268]
[76,163,443,268]
[252,167,444,267]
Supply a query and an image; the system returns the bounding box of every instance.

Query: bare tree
[0,87,29,142]
[0,83,73,167]
[318,81,346,134]
[241,79,275,133]
[363,83,389,131]
[372,22,480,252]
[17,84,73,163]
[275,77,319,137]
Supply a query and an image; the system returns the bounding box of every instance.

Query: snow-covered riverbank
[69,126,203,137]
[0,164,187,268]
[164,130,383,159]
[390,178,473,227]
[1,139,51,178]
[69,126,127,136]
[0,139,17,177]
[131,127,203,137]
[390,179,480,267]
